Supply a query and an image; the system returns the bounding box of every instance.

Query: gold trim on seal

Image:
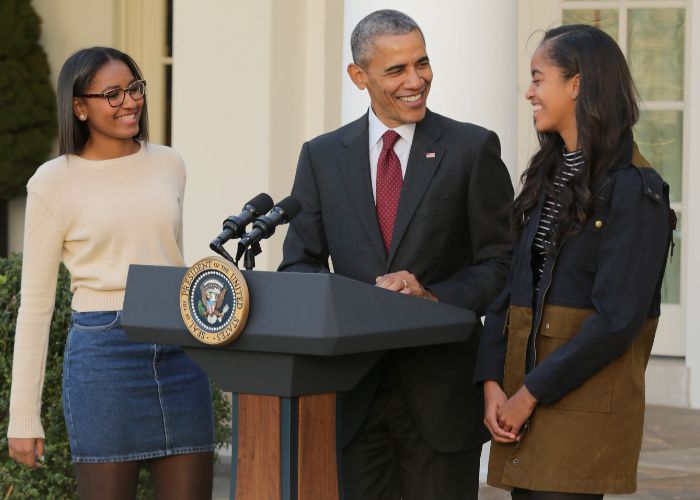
[179,256,250,345]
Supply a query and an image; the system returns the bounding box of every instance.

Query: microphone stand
[235,241,262,270]
[210,240,236,264]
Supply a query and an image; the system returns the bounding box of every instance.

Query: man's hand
[8,437,45,469]
[375,271,438,301]
[483,381,517,443]
[497,385,538,438]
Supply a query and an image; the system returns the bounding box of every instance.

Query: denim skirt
[62,311,216,463]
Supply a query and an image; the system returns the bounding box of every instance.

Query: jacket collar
[387,109,445,268]
[589,131,635,197]
[337,109,445,269]
[606,131,634,173]
[338,113,386,262]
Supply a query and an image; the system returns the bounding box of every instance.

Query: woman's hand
[483,380,518,443]
[8,437,45,468]
[497,385,538,438]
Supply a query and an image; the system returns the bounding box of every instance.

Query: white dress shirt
[368,107,416,202]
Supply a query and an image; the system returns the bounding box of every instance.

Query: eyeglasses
[79,80,147,108]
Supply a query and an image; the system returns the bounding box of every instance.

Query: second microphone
[238,196,302,249]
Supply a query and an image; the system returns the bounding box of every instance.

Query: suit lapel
[387,110,445,269]
[337,115,387,264]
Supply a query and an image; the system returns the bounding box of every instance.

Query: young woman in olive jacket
[475,25,674,499]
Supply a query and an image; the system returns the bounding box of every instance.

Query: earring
[79,114,86,121]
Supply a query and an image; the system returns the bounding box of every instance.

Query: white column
[341,0,519,180]
[172,0,343,269]
[685,2,700,408]
[172,1,273,266]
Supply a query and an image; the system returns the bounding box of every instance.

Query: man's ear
[347,63,368,91]
[73,98,87,121]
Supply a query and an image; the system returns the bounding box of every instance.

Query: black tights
[74,452,214,500]
[512,487,604,500]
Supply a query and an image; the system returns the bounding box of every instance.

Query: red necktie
[376,130,402,252]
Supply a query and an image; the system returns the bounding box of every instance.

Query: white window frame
[115,0,171,145]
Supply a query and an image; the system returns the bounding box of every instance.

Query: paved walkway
[214,404,700,499]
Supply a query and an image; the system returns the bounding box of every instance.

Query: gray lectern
[122,265,476,500]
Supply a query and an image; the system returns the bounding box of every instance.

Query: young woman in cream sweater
[7,47,214,499]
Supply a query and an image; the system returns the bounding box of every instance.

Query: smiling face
[525,45,579,149]
[347,30,432,128]
[73,59,143,147]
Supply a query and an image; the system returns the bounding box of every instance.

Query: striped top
[533,149,585,289]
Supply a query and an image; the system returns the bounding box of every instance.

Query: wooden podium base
[231,393,340,500]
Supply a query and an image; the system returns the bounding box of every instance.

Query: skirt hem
[71,444,216,464]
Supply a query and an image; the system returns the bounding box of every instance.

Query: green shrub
[0,0,57,201]
[0,254,231,498]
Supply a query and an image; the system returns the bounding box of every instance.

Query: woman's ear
[73,98,87,121]
[570,73,580,100]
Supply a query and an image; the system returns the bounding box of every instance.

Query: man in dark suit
[279,9,513,500]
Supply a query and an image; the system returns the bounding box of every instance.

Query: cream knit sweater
[8,143,186,439]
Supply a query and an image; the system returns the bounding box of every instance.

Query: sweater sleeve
[8,189,64,439]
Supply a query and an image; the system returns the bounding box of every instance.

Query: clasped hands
[375,270,437,301]
[483,380,537,443]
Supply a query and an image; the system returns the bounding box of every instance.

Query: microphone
[238,196,302,248]
[210,193,274,249]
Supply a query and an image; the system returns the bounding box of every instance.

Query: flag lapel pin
[426,152,436,158]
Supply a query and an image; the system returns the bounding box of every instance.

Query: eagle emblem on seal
[198,279,231,324]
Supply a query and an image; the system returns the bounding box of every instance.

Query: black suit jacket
[279,109,513,452]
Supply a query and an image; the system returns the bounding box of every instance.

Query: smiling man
[279,10,514,500]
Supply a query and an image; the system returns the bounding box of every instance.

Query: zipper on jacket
[530,234,569,371]
[501,306,511,384]
[514,419,530,449]
[529,176,609,370]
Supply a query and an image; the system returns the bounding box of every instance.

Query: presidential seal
[180,256,249,345]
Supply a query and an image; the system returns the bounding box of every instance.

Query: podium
[122,265,476,500]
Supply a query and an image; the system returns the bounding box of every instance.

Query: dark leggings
[512,487,604,500]
[74,452,214,500]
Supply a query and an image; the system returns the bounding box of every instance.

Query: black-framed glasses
[79,80,147,108]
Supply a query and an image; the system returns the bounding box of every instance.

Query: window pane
[634,110,683,203]
[661,212,681,304]
[628,9,684,101]
[165,64,172,146]
[562,9,619,42]
[167,0,173,58]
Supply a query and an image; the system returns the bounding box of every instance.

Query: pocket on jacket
[414,198,455,217]
[536,307,612,413]
[557,222,605,272]
[540,352,612,413]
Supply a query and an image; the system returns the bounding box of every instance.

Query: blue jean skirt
[62,311,216,463]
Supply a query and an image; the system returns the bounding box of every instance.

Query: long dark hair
[512,25,639,243]
[57,47,149,155]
